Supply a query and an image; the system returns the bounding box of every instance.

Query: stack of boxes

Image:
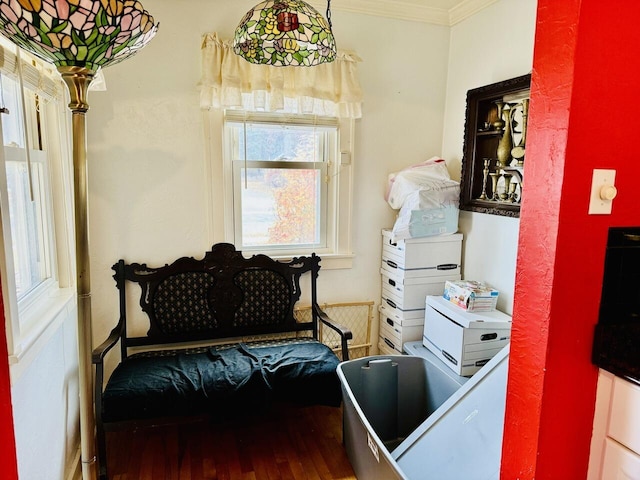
[377,229,463,355]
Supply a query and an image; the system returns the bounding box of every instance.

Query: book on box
[443,280,498,312]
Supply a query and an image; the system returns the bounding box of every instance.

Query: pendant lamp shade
[234,0,336,67]
[0,0,158,70]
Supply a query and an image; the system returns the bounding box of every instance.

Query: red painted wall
[0,280,18,480]
[502,1,640,478]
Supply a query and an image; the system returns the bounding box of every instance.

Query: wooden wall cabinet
[460,74,531,218]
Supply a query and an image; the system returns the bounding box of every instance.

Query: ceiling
[317,0,498,26]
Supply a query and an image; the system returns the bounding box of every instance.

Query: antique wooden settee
[91,243,352,480]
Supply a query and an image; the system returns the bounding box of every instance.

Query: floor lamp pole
[59,65,98,480]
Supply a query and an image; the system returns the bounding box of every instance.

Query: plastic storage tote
[337,345,509,480]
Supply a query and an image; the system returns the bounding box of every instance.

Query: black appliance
[592,227,640,384]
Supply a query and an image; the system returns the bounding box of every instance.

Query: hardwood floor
[106,405,358,480]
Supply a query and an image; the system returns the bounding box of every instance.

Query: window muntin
[226,114,338,254]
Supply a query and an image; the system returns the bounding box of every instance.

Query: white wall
[11,303,80,480]
[441,0,538,314]
[86,1,451,353]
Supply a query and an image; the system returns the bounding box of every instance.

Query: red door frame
[0,278,18,479]
[502,0,640,477]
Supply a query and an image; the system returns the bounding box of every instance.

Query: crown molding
[310,0,497,26]
[449,0,498,25]
[326,0,451,26]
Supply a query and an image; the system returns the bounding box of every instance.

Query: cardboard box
[380,320,424,354]
[443,280,498,312]
[407,204,460,238]
[381,270,460,311]
[381,229,462,273]
[423,296,511,376]
[378,299,424,326]
[378,303,425,354]
[379,303,425,327]
[378,337,402,355]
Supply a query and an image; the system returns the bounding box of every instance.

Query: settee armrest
[313,304,353,361]
[93,318,124,434]
[92,319,124,365]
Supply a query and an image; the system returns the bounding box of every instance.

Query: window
[1,76,54,303]
[223,112,353,261]
[4,146,53,301]
[0,36,74,366]
[201,35,361,267]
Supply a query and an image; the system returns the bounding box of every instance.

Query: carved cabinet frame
[460,74,531,218]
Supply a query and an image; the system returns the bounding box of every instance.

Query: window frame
[0,38,75,376]
[209,110,355,268]
[3,146,56,303]
[226,115,337,256]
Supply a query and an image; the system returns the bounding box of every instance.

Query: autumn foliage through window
[225,113,338,254]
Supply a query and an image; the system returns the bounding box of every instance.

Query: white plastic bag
[386,157,455,209]
[386,157,460,241]
[392,189,460,241]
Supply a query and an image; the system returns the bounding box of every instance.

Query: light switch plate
[588,169,617,215]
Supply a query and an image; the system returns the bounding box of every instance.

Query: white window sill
[269,253,354,270]
[9,287,76,383]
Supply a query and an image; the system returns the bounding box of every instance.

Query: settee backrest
[113,243,320,356]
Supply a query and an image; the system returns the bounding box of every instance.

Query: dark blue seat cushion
[102,338,341,422]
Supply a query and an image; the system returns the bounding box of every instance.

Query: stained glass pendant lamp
[234,0,336,66]
[0,2,158,480]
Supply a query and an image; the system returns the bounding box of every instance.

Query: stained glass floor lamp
[0,2,158,479]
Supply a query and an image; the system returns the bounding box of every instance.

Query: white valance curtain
[0,43,106,99]
[199,32,363,118]
[0,44,62,100]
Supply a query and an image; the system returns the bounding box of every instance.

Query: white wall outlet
[588,169,617,215]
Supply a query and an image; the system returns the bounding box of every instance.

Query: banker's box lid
[426,295,512,329]
[382,228,463,246]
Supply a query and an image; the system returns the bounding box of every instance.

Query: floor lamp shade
[0,1,158,479]
[0,0,159,69]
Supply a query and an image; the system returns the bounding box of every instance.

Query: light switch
[588,169,617,215]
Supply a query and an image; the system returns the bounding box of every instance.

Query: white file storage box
[381,260,461,280]
[380,316,423,350]
[423,296,511,376]
[381,271,461,311]
[379,303,425,354]
[378,338,402,356]
[380,295,426,319]
[381,229,462,273]
[379,303,425,327]
[381,290,423,314]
